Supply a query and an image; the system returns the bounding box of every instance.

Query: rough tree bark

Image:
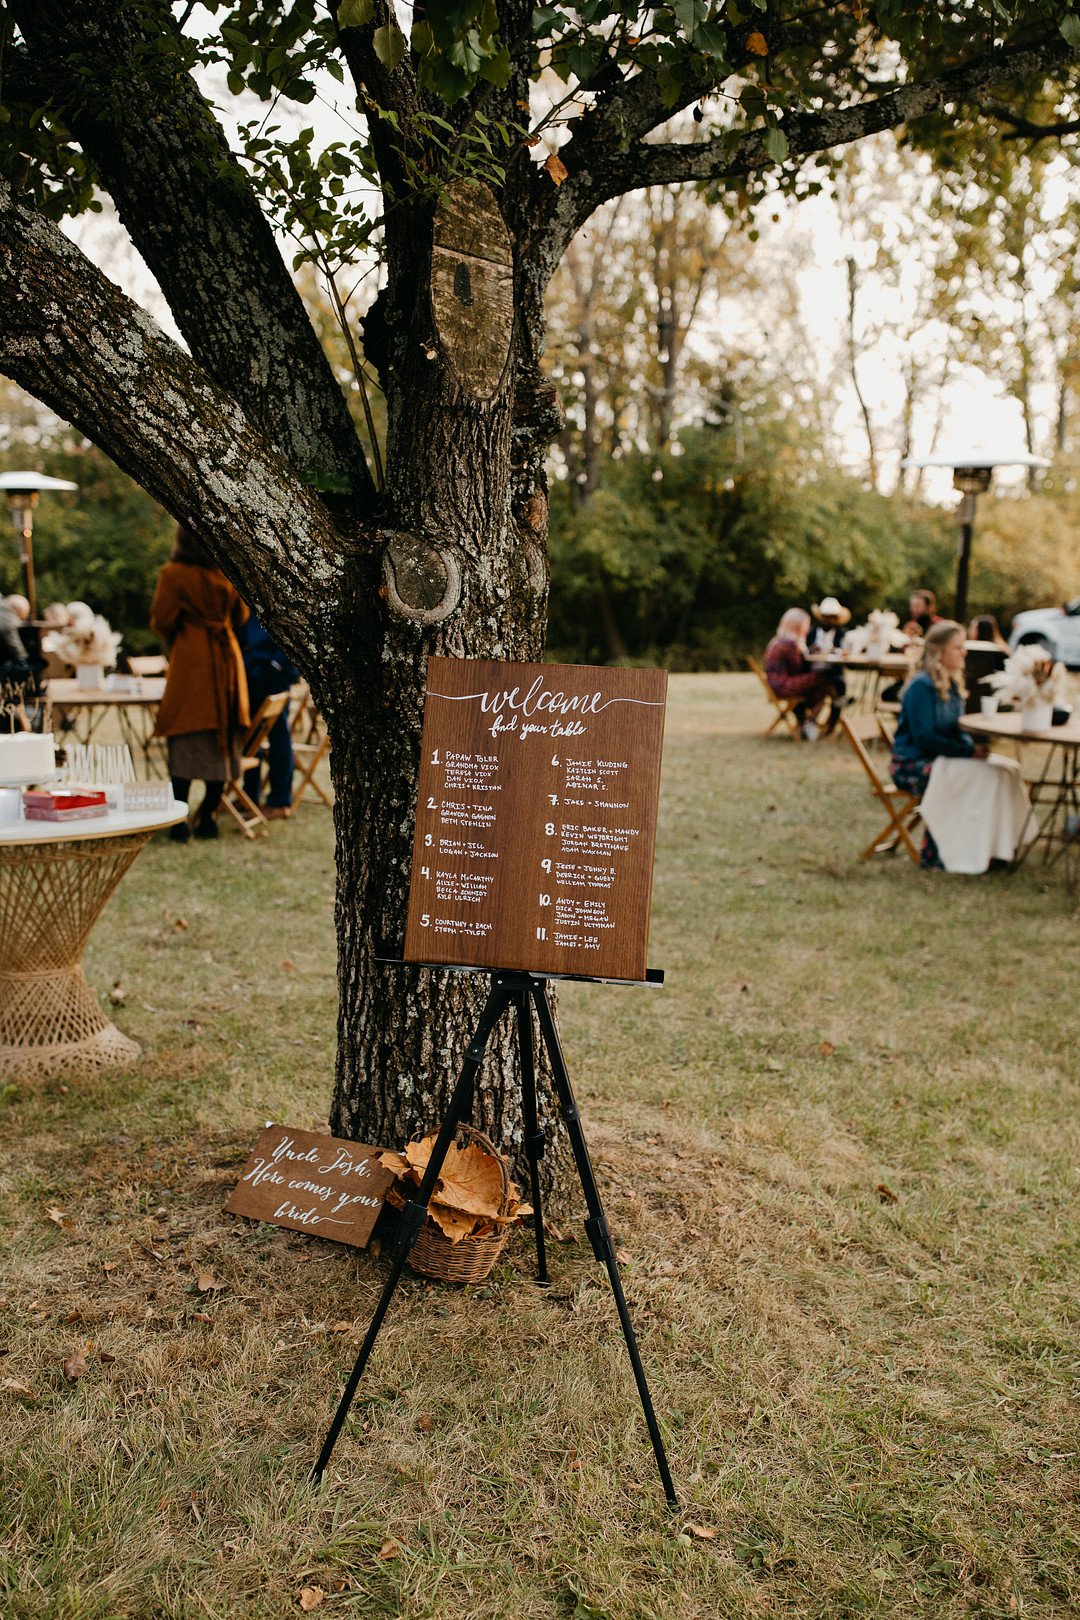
[1,7,1076,1195]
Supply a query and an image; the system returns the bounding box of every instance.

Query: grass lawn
[2,672,1079,1619]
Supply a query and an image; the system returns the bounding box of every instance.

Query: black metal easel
[311,964,677,1508]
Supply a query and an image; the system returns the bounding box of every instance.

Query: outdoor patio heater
[0,471,79,622]
[900,447,1049,625]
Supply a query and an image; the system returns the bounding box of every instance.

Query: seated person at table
[806,596,851,654]
[968,613,1009,649]
[902,588,941,640]
[764,608,844,739]
[891,620,989,867]
[0,594,29,686]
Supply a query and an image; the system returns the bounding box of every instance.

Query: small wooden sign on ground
[226,1126,394,1248]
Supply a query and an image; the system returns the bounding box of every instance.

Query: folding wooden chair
[292,702,333,810]
[747,655,802,740]
[289,679,313,740]
[839,711,922,863]
[875,706,899,746]
[219,691,290,838]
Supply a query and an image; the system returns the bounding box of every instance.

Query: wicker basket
[407,1125,513,1284]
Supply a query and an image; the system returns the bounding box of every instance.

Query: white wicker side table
[0,802,187,1080]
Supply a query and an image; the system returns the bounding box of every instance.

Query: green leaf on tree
[373,24,408,69]
[692,19,728,60]
[763,125,788,163]
[1061,14,1080,46]
[478,45,512,86]
[337,0,374,29]
[672,0,708,38]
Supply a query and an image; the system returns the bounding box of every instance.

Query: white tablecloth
[920,755,1035,874]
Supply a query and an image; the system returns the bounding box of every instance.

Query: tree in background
[1,2,1078,1176]
[0,434,173,652]
[547,180,752,500]
[547,395,955,668]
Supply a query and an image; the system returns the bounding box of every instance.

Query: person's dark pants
[790,673,845,730]
[891,753,940,868]
[242,674,293,808]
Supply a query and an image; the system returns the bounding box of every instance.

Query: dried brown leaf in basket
[404,1136,505,1218]
[427,1201,479,1242]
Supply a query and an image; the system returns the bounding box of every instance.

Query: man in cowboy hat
[807,596,852,655]
[805,596,852,732]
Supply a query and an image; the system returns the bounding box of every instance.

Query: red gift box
[22,789,109,822]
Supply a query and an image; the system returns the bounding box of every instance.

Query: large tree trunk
[323,191,569,1187]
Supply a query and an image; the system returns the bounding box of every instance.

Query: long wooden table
[47,677,166,777]
[960,710,1080,892]
[807,650,913,713]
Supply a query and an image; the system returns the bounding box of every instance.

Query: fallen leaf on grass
[684,1522,718,1540]
[195,1270,225,1293]
[330,1320,353,1334]
[298,1587,325,1611]
[876,1183,899,1205]
[172,917,188,932]
[417,1413,433,1433]
[2,1377,32,1396]
[819,1040,836,1057]
[377,1539,405,1560]
[108,981,126,1006]
[63,1347,89,1382]
[46,1205,70,1228]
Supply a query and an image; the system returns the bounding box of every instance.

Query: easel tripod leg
[516,988,549,1286]
[311,977,514,1486]
[530,984,678,1509]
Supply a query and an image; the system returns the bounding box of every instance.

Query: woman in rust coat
[150,527,250,841]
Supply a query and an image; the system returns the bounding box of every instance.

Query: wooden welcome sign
[403,658,668,981]
[226,1126,394,1248]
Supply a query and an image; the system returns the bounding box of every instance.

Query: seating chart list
[403,658,667,980]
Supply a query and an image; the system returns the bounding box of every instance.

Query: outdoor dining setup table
[807,648,914,710]
[46,675,166,778]
[0,795,186,1079]
[960,709,1080,892]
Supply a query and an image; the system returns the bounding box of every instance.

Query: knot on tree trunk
[381,531,462,624]
[513,372,565,451]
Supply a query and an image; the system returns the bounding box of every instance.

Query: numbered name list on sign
[403,657,668,981]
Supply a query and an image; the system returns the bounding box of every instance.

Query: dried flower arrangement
[844,610,909,659]
[378,1128,532,1281]
[1,673,32,729]
[41,602,121,669]
[984,644,1068,710]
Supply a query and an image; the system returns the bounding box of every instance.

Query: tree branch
[983,100,1080,140]
[529,31,1080,282]
[0,181,351,671]
[9,0,377,510]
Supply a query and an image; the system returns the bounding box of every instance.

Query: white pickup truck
[1009,596,1080,668]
